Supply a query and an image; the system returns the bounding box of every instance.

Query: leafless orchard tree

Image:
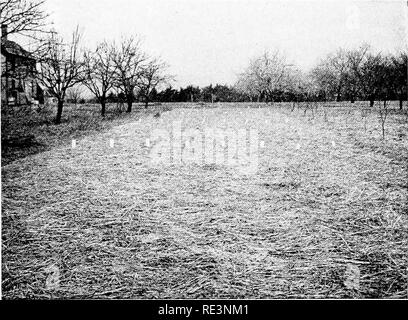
[359,52,384,108]
[361,107,371,132]
[0,0,51,39]
[235,72,259,102]
[344,44,370,103]
[236,50,294,103]
[138,58,171,108]
[378,100,389,140]
[235,67,263,102]
[35,27,84,124]
[312,48,349,102]
[299,76,320,118]
[83,41,117,117]
[66,85,84,105]
[112,37,146,113]
[390,52,408,110]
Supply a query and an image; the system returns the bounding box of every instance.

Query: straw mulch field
[2,102,407,299]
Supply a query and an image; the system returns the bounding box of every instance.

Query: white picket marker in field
[260,141,265,148]
[344,264,360,290]
[332,141,336,147]
[109,139,114,148]
[145,138,150,147]
[71,139,76,148]
[45,265,60,290]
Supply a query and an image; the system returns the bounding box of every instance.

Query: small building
[1,24,43,106]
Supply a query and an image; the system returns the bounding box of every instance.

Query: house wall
[1,51,40,106]
[1,53,7,104]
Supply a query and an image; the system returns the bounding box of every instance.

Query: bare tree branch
[0,0,52,40]
[35,26,84,124]
[83,41,117,116]
[112,36,146,112]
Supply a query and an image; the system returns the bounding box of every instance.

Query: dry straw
[2,102,407,298]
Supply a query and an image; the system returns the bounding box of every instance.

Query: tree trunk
[101,98,106,117]
[369,99,374,108]
[145,97,149,108]
[126,96,132,113]
[400,98,403,110]
[55,99,64,124]
[336,87,341,102]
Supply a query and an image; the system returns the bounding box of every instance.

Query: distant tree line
[104,45,406,108]
[235,45,407,109]
[96,84,249,104]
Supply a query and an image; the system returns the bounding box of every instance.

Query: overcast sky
[43,0,407,87]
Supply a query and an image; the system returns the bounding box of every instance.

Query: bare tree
[66,85,84,105]
[236,64,264,102]
[236,50,293,103]
[373,56,395,139]
[138,58,170,108]
[311,61,338,102]
[235,71,259,102]
[0,0,50,39]
[359,52,385,107]
[344,44,370,103]
[378,100,389,140]
[112,37,146,113]
[83,41,117,117]
[312,48,349,102]
[35,27,84,124]
[390,52,407,110]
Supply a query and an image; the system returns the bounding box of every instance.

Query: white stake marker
[109,139,114,148]
[260,141,265,148]
[145,138,150,147]
[72,139,76,148]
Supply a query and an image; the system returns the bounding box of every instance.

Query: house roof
[1,38,34,60]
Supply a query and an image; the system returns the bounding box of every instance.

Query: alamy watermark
[149,121,260,174]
